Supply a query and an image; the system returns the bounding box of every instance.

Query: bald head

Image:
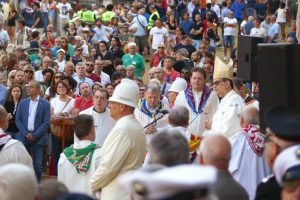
[200,134,231,170]
[0,106,8,131]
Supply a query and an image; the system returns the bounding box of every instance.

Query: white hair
[241,105,259,125]
[0,164,38,200]
[127,42,137,47]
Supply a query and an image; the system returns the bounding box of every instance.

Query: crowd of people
[0,0,299,199]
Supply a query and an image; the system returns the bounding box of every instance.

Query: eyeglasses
[55,75,62,79]
[212,80,224,86]
[10,75,15,79]
[24,70,34,74]
[158,47,165,49]
[61,41,67,43]
[86,64,94,67]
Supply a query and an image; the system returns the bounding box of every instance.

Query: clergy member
[229,105,271,200]
[205,57,244,138]
[174,67,219,137]
[135,83,170,144]
[79,88,115,146]
[90,79,146,200]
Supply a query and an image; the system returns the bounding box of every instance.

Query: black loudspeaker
[257,43,300,130]
[237,35,264,81]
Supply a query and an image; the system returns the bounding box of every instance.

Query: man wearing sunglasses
[204,57,244,138]
[255,105,300,200]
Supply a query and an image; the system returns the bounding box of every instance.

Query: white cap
[168,78,187,93]
[118,164,217,199]
[57,48,65,54]
[274,144,300,186]
[109,79,139,108]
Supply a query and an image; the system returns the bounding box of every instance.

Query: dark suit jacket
[16,96,51,145]
[212,170,249,200]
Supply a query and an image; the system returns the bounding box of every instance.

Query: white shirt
[0,29,9,45]
[187,2,195,17]
[223,17,237,36]
[58,140,101,196]
[94,25,113,42]
[50,97,74,115]
[90,114,146,200]
[229,129,271,200]
[149,26,169,50]
[55,59,66,72]
[250,27,267,38]
[28,96,40,132]
[56,2,72,19]
[79,107,115,146]
[276,8,286,23]
[100,71,111,86]
[35,70,44,82]
[205,90,244,138]
[174,90,219,137]
[212,4,221,18]
[134,102,170,145]
[133,14,148,36]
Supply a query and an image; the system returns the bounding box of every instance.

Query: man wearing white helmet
[90,79,146,200]
[167,77,187,108]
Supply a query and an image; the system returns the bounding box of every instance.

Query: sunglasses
[10,75,15,79]
[24,70,33,74]
[158,47,165,49]
[55,75,62,79]
[212,80,224,86]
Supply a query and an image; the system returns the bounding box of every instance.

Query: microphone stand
[144,113,166,129]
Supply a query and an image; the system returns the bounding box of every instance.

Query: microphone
[158,110,169,115]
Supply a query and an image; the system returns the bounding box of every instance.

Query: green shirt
[122,53,145,78]
[82,10,96,23]
[102,11,115,23]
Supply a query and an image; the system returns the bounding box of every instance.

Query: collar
[93,107,106,114]
[117,114,135,124]
[220,90,236,103]
[73,140,93,149]
[30,95,40,102]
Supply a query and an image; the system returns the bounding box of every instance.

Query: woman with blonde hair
[23,65,35,84]
[7,3,17,43]
[7,69,17,87]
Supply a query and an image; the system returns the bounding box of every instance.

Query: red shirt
[164,70,180,84]
[74,96,93,112]
[87,73,101,83]
[151,52,166,67]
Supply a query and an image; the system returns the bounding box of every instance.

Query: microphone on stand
[144,110,169,129]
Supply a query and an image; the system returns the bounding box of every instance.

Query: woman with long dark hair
[109,36,124,59]
[44,72,65,100]
[4,85,23,139]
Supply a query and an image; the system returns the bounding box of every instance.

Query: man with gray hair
[135,83,169,144]
[168,106,191,141]
[199,134,249,200]
[0,164,39,200]
[149,130,190,166]
[126,65,135,79]
[229,105,271,200]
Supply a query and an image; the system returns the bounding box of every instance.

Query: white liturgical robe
[58,140,101,196]
[90,114,146,200]
[174,90,219,137]
[134,102,170,145]
[79,107,115,146]
[229,127,271,200]
[205,90,244,138]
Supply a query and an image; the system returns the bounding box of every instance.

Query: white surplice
[205,90,244,138]
[57,140,101,196]
[174,90,219,137]
[134,103,170,145]
[79,107,116,147]
[90,114,146,200]
[229,128,271,200]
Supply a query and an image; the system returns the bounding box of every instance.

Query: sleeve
[32,101,51,139]
[149,28,154,35]
[57,154,66,183]
[228,134,244,174]
[15,101,28,137]
[73,99,80,110]
[89,131,133,192]
[209,101,243,136]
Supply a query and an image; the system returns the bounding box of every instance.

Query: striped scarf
[185,85,212,114]
[138,98,163,118]
[242,125,265,156]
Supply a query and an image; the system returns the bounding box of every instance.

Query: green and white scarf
[64,143,96,174]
